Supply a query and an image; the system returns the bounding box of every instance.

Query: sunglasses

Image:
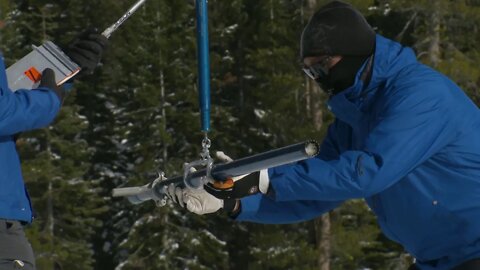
[302,56,332,80]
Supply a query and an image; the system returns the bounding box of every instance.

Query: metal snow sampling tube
[112,140,320,205]
[102,0,148,38]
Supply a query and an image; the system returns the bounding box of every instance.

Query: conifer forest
[1,0,480,269]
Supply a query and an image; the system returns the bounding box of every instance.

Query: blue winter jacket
[0,55,61,223]
[237,35,480,270]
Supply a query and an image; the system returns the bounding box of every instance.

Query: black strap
[453,258,480,270]
[410,258,480,270]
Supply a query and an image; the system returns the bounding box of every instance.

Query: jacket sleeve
[317,121,341,161]
[268,83,457,201]
[235,193,342,224]
[0,87,61,136]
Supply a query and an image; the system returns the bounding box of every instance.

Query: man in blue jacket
[168,1,480,269]
[0,32,107,269]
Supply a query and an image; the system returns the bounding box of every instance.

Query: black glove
[66,29,108,77]
[204,171,261,200]
[39,68,64,102]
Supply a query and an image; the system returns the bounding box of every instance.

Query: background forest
[0,0,479,269]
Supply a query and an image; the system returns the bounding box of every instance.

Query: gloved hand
[39,68,64,102]
[166,164,240,215]
[203,151,269,200]
[166,183,225,215]
[65,29,108,77]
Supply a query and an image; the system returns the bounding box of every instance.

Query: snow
[114,261,127,270]
[191,238,200,246]
[102,241,111,252]
[224,24,238,34]
[201,229,226,246]
[254,108,266,119]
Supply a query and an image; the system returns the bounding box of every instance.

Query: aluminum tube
[113,140,319,204]
[154,140,319,193]
[102,0,148,38]
[112,185,155,204]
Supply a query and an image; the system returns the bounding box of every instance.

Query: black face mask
[315,55,369,96]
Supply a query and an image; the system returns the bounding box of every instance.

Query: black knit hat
[300,1,375,59]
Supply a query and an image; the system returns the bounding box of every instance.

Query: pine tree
[0,0,14,54]
[371,0,480,104]
[209,1,323,269]
[3,1,478,269]
[92,0,231,268]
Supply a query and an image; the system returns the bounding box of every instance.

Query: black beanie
[300,1,375,59]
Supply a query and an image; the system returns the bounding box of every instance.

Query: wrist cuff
[223,199,237,213]
[229,200,242,219]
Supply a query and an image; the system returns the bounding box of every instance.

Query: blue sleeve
[235,193,342,224]
[0,87,61,136]
[318,121,341,161]
[268,84,456,201]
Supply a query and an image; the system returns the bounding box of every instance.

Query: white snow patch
[223,55,234,62]
[105,101,115,110]
[254,109,266,119]
[224,24,238,34]
[384,6,391,15]
[202,229,226,246]
[115,261,127,270]
[102,242,111,252]
[50,152,61,160]
[191,238,200,246]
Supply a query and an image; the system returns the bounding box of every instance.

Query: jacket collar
[326,35,418,127]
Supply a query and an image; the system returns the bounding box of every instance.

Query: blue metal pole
[196,0,210,132]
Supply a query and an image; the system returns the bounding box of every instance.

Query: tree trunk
[306,77,312,117]
[156,11,168,165]
[304,1,331,269]
[315,214,331,270]
[306,0,318,14]
[160,70,167,163]
[428,0,441,67]
[312,86,324,131]
[41,9,56,269]
[270,0,274,20]
[304,0,317,118]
